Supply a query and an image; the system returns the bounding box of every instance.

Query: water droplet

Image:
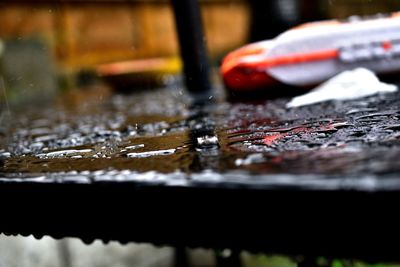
[127,149,176,158]
[36,149,92,159]
[235,153,265,166]
[125,144,145,150]
[196,135,218,147]
[0,152,11,158]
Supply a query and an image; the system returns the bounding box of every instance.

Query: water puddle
[2,86,400,182]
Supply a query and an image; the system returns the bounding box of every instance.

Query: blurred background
[1,0,400,266]
[2,0,400,105]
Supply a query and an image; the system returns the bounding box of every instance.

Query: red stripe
[382,41,392,51]
[240,49,339,69]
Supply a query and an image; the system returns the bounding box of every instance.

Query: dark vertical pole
[249,0,301,42]
[174,247,189,267]
[171,0,212,95]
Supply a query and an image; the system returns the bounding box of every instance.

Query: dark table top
[1,84,400,261]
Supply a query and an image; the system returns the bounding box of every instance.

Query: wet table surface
[1,84,400,260]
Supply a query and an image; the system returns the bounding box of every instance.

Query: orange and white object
[221,13,400,92]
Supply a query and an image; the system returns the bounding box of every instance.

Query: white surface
[0,235,174,267]
[267,15,400,86]
[286,68,398,108]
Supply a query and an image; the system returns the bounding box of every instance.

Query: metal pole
[171,0,212,95]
